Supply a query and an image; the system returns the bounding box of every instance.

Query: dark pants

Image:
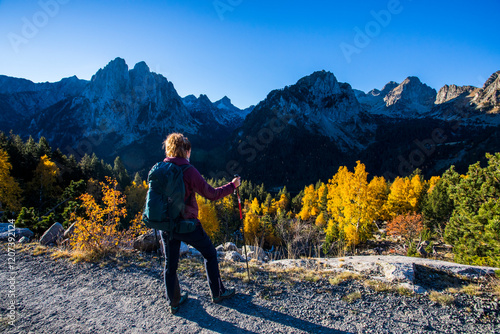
[160,223,226,306]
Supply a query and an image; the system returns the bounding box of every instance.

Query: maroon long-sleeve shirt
[164,157,235,220]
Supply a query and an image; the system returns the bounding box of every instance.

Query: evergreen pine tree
[444,154,500,266]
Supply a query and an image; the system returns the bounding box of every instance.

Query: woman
[160,133,240,314]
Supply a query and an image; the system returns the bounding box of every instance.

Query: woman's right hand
[232,176,241,188]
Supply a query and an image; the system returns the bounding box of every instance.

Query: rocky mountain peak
[482,70,500,90]
[384,76,437,114]
[215,96,232,108]
[85,57,130,101]
[95,57,128,80]
[295,70,342,99]
[473,70,500,111]
[435,84,476,104]
[132,61,150,74]
[380,81,399,96]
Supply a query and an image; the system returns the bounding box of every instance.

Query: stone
[18,236,30,243]
[399,283,426,294]
[242,245,265,259]
[417,245,428,257]
[179,242,189,256]
[378,262,415,283]
[64,222,76,239]
[0,228,34,241]
[40,223,65,246]
[216,245,224,252]
[189,247,201,257]
[223,242,238,252]
[133,230,160,252]
[0,223,11,233]
[225,251,244,262]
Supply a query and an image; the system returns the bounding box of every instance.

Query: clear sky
[0,0,499,109]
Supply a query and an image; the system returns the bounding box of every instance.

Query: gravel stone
[0,246,498,333]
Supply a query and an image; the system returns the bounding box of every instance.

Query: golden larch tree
[367,176,389,221]
[326,161,377,247]
[298,184,317,221]
[28,154,60,205]
[0,149,22,211]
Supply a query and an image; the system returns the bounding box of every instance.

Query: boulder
[0,223,11,233]
[216,244,224,252]
[180,242,189,256]
[225,251,244,262]
[242,245,266,260]
[189,247,201,257]
[40,223,65,246]
[133,230,160,252]
[0,228,34,241]
[417,245,428,257]
[224,242,238,252]
[64,222,76,239]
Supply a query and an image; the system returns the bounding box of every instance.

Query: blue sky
[0,0,499,109]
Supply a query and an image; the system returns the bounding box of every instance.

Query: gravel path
[1,244,499,334]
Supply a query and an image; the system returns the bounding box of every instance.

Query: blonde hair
[163,133,191,158]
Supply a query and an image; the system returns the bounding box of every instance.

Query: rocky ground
[1,243,500,334]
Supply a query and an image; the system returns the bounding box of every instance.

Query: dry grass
[396,286,413,297]
[364,280,392,292]
[445,287,460,294]
[50,249,72,260]
[32,245,48,256]
[342,291,361,303]
[429,291,455,306]
[69,249,105,263]
[303,272,322,283]
[461,284,480,296]
[329,271,361,285]
[493,280,500,296]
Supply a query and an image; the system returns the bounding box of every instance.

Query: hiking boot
[170,292,188,315]
[212,288,235,303]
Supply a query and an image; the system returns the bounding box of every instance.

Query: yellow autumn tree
[28,154,60,205]
[427,176,440,193]
[249,197,261,215]
[316,183,328,213]
[125,179,148,216]
[384,175,425,218]
[368,176,389,221]
[275,193,290,216]
[0,149,22,211]
[70,177,127,256]
[409,174,425,210]
[315,211,327,228]
[243,210,261,244]
[298,185,318,221]
[326,161,377,247]
[197,194,220,239]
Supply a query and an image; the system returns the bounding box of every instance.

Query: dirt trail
[1,245,499,334]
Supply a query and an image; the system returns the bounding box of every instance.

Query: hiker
[160,133,240,314]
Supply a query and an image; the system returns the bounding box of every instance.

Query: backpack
[142,162,196,234]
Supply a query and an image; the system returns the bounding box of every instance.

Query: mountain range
[1,58,499,190]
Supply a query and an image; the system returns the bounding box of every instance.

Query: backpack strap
[178,164,192,220]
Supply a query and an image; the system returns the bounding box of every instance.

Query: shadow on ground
[178,292,353,334]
